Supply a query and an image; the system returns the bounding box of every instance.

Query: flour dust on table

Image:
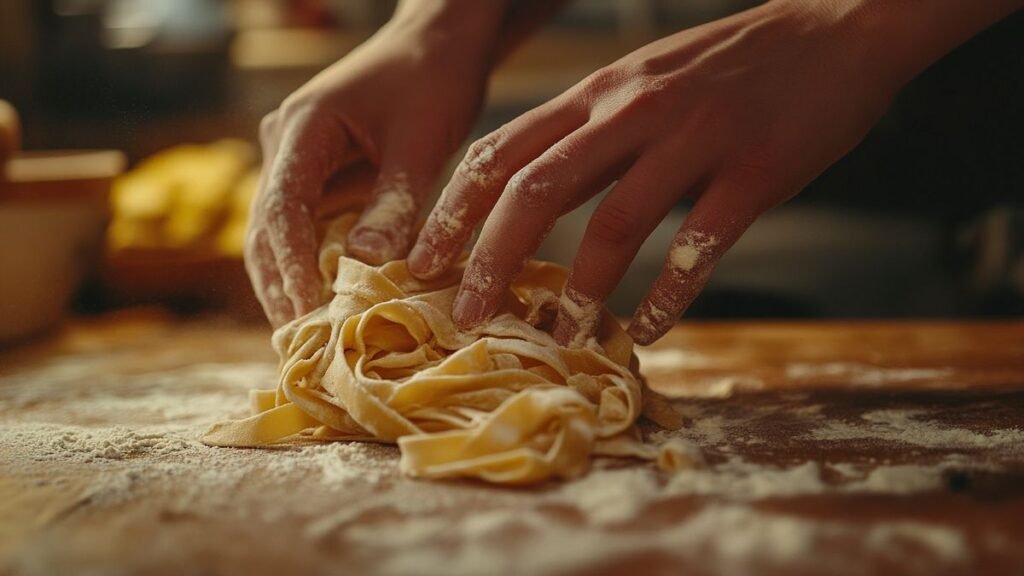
[4,339,1022,576]
[203,213,693,484]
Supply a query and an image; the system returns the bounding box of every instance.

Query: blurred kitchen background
[0,0,1021,341]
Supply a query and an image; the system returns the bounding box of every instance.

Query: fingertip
[452,289,488,329]
[627,302,673,346]
[627,322,660,347]
[553,286,603,348]
[627,325,658,347]
[407,242,441,279]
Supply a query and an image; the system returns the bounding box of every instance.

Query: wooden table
[1,315,1023,575]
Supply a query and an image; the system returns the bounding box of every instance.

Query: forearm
[782,0,1024,87]
[493,0,573,63]
[390,0,567,69]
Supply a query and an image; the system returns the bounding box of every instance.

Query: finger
[556,156,636,217]
[407,95,587,280]
[453,122,641,328]
[346,134,448,265]
[317,159,377,220]
[552,151,708,347]
[627,172,766,345]
[258,110,282,169]
[259,109,350,318]
[245,230,294,327]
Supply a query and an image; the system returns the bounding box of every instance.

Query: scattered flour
[557,287,602,348]
[460,141,497,186]
[369,504,969,576]
[1,354,1015,575]
[433,200,468,238]
[266,282,284,303]
[360,173,413,227]
[866,522,970,563]
[670,244,700,271]
[842,463,950,495]
[667,458,827,499]
[552,468,660,525]
[2,423,194,462]
[676,374,765,398]
[633,349,765,397]
[352,172,415,259]
[808,408,1024,449]
[463,250,497,293]
[634,348,715,371]
[669,231,719,273]
[632,301,673,338]
[312,442,392,485]
[785,362,954,387]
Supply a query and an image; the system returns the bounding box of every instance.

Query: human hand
[408,0,908,345]
[247,6,502,326]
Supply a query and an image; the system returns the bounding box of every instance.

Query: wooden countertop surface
[1,315,1023,575]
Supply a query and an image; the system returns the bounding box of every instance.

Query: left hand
[246,7,500,326]
[407,0,900,345]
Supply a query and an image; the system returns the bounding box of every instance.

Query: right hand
[248,11,497,326]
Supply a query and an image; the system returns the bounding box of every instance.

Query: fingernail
[452,290,486,328]
[348,228,393,265]
[407,243,436,276]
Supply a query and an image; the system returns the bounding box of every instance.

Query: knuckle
[505,165,553,208]
[278,94,314,120]
[733,145,779,180]
[273,96,323,136]
[589,78,663,124]
[459,135,504,186]
[465,135,496,160]
[581,66,622,94]
[726,150,788,210]
[588,201,644,245]
[624,77,663,108]
[259,112,279,142]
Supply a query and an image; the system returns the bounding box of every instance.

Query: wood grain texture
[1,315,1022,575]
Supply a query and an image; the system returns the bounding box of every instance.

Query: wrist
[389,0,511,64]
[766,0,1023,88]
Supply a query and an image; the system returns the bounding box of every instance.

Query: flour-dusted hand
[246,3,506,326]
[408,0,1023,345]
